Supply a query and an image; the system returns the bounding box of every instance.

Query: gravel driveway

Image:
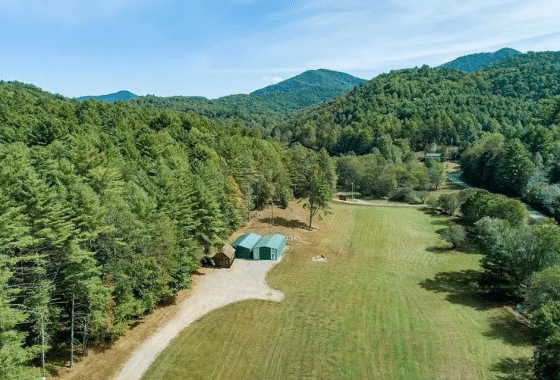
[113,258,284,380]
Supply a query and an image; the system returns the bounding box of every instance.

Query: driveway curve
[113,258,284,380]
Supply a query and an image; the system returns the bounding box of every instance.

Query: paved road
[113,259,284,380]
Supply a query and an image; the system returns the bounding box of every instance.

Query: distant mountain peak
[251,69,365,96]
[440,48,522,72]
[77,90,138,103]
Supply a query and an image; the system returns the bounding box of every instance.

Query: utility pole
[352,182,354,201]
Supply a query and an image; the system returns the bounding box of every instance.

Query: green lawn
[143,204,533,380]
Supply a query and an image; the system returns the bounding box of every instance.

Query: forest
[0,81,335,379]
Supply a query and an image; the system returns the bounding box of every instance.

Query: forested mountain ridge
[439,47,522,72]
[0,79,337,377]
[280,50,560,156]
[129,69,365,128]
[77,90,138,103]
[251,69,364,95]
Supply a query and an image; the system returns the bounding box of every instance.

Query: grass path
[143,203,532,380]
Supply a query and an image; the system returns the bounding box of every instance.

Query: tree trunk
[41,314,46,378]
[70,293,75,368]
[308,199,314,229]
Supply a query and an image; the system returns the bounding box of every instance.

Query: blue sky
[1,0,559,99]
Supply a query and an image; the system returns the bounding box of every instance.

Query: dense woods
[128,69,364,135]
[0,81,335,377]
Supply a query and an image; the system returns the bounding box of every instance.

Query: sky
[1,0,559,99]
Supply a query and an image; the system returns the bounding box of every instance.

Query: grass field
[142,203,533,380]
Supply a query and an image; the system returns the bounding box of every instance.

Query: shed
[424,153,442,162]
[252,234,286,260]
[213,244,235,268]
[231,233,262,259]
[200,244,235,268]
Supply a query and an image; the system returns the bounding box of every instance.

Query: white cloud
[236,0,560,78]
[261,76,283,83]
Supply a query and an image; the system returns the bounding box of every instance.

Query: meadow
[142,203,533,380]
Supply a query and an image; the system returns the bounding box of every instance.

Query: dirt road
[113,258,284,380]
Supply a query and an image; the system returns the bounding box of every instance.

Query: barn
[231,233,262,259]
[253,234,286,260]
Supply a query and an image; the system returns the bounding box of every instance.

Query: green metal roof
[231,233,262,249]
[254,234,286,250]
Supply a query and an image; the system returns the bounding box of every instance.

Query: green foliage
[290,146,335,228]
[335,153,429,199]
[461,189,528,226]
[534,331,560,380]
[475,218,535,296]
[439,48,521,72]
[475,218,560,298]
[527,267,560,315]
[438,193,462,215]
[440,224,466,249]
[0,194,42,380]
[129,69,364,133]
[527,268,560,379]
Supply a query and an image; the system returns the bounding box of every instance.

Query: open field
[142,203,533,380]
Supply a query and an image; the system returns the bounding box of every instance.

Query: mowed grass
[143,203,533,380]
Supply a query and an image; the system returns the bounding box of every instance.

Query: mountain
[440,48,522,72]
[251,69,365,96]
[280,50,560,155]
[78,90,138,103]
[129,69,365,126]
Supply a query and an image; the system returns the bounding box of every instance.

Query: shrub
[389,187,421,204]
[440,224,466,249]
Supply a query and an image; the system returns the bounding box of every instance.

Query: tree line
[427,188,560,378]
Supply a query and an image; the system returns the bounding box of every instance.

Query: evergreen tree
[0,192,42,380]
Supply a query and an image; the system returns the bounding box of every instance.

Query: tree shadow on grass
[484,315,532,347]
[431,218,453,227]
[419,270,496,310]
[259,216,310,230]
[490,357,535,380]
[426,246,452,253]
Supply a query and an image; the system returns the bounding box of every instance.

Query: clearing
[143,203,533,380]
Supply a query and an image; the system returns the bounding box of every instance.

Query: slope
[439,48,521,72]
[77,90,138,103]
[129,69,365,125]
[281,50,560,155]
[251,68,364,96]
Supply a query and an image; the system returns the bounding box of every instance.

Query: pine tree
[0,192,42,380]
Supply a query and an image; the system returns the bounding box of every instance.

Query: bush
[389,187,421,204]
[534,332,560,380]
[439,192,461,215]
[440,224,466,249]
[461,189,528,225]
[416,191,430,204]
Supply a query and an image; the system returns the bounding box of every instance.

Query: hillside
[129,69,365,128]
[439,47,521,72]
[78,90,138,103]
[251,68,364,95]
[280,51,560,156]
